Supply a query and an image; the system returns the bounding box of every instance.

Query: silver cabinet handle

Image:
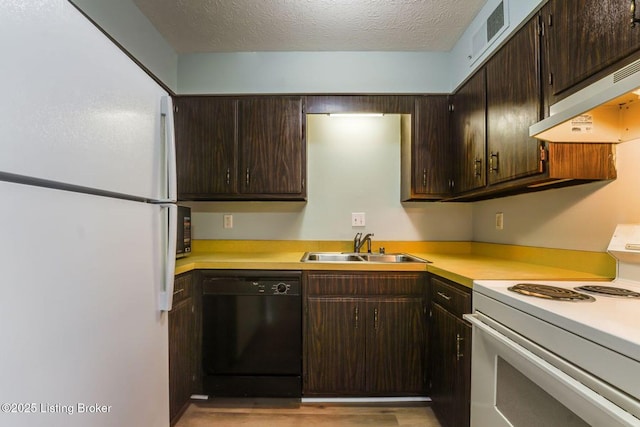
[374,308,379,332]
[422,169,427,188]
[456,333,464,361]
[490,152,500,173]
[437,291,452,301]
[632,0,640,27]
[226,168,230,185]
[245,168,250,186]
[474,158,482,177]
[354,306,359,329]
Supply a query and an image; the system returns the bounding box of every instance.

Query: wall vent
[469,1,509,65]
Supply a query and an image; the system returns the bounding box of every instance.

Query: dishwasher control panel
[202,272,301,296]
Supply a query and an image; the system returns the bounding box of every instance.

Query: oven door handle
[464,314,640,427]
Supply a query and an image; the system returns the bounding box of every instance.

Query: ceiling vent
[470,1,509,65]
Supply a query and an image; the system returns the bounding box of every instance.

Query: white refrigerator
[1,1,176,426]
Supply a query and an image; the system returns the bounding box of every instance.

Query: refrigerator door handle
[159,203,177,311]
[161,95,177,203]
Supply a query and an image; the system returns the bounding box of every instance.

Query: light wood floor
[175,399,442,427]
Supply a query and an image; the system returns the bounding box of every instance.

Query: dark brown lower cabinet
[306,298,366,394]
[430,304,471,427]
[304,272,427,396]
[169,272,200,425]
[367,298,426,394]
[429,276,472,427]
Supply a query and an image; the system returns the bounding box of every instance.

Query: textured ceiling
[132,0,488,53]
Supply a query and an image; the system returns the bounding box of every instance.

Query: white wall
[187,115,473,241]
[70,0,178,91]
[178,52,452,94]
[176,0,547,94]
[472,140,640,252]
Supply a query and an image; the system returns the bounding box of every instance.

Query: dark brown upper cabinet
[174,97,237,199]
[305,95,415,114]
[238,96,305,198]
[486,16,544,186]
[174,96,306,201]
[446,9,618,202]
[543,0,640,107]
[401,95,452,201]
[451,69,487,194]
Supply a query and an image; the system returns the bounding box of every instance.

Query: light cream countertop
[175,241,616,289]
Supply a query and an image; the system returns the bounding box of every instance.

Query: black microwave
[176,205,191,258]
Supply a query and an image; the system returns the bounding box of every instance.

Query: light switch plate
[223,214,233,229]
[495,212,504,230]
[352,212,366,227]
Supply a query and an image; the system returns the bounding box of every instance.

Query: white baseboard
[301,396,431,403]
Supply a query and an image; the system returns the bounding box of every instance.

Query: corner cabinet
[169,272,201,425]
[174,96,306,201]
[452,17,544,195]
[447,10,617,202]
[429,275,472,427]
[401,95,452,200]
[303,271,427,396]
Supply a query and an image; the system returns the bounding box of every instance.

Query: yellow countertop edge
[192,240,473,255]
[176,240,616,288]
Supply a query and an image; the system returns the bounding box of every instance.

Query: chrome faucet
[353,232,374,253]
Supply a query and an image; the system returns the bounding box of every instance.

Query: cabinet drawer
[431,276,471,318]
[305,272,426,296]
[173,272,193,305]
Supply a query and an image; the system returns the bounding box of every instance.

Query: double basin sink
[301,252,430,263]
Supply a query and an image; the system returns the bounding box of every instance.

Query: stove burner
[508,283,595,302]
[574,285,640,298]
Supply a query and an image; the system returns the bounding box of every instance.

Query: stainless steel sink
[301,253,366,262]
[359,253,429,263]
[300,252,429,263]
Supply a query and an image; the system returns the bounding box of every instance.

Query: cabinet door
[305,297,366,395]
[174,97,237,199]
[430,303,457,427]
[408,96,452,199]
[238,97,305,196]
[452,319,471,427]
[486,18,543,185]
[366,298,426,395]
[545,0,640,101]
[452,69,486,193]
[168,297,195,423]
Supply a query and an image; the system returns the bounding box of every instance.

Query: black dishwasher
[201,271,302,397]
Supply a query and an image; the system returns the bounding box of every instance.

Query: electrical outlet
[495,212,504,230]
[352,212,366,227]
[223,214,233,229]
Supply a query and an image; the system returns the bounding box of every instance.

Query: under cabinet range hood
[530,58,640,143]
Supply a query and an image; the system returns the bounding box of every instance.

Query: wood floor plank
[175,401,441,427]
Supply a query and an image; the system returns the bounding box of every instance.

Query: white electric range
[465,224,640,427]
